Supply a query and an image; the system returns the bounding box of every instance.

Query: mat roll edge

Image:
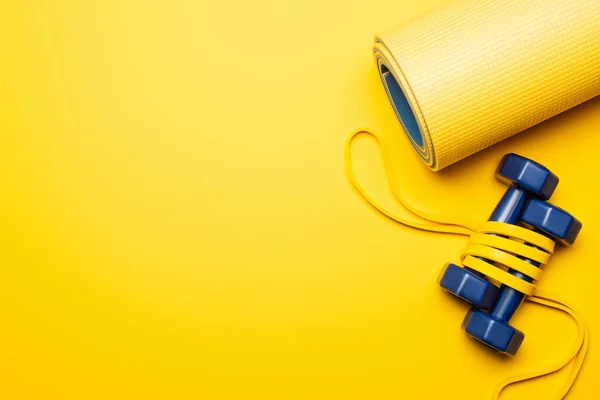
[373,0,600,171]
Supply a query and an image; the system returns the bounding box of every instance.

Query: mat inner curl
[380,66,423,148]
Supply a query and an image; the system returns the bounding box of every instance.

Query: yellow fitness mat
[374,0,600,170]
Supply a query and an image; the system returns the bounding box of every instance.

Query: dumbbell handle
[489,264,536,322]
[467,186,528,277]
[489,243,543,323]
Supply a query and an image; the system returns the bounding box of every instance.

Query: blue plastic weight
[496,154,558,201]
[439,154,559,310]
[520,199,582,246]
[463,200,582,355]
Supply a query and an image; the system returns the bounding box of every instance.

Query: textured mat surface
[374,0,600,170]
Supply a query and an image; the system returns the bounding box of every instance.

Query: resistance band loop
[345,128,588,400]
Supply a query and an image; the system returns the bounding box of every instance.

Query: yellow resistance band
[345,128,588,399]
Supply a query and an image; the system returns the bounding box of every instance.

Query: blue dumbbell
[463,199,582,355]
[438,154,558,310]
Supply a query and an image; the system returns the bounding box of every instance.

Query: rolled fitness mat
[374,0,600,170]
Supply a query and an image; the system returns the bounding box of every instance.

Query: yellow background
[0,0,598,398]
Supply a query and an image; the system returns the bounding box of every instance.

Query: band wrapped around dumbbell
[457,222,555,297]
[438,154,559,309]
[437,154,582,356]
[462,200,582,356]
[468,233,551,264]
[478,222,556,252]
